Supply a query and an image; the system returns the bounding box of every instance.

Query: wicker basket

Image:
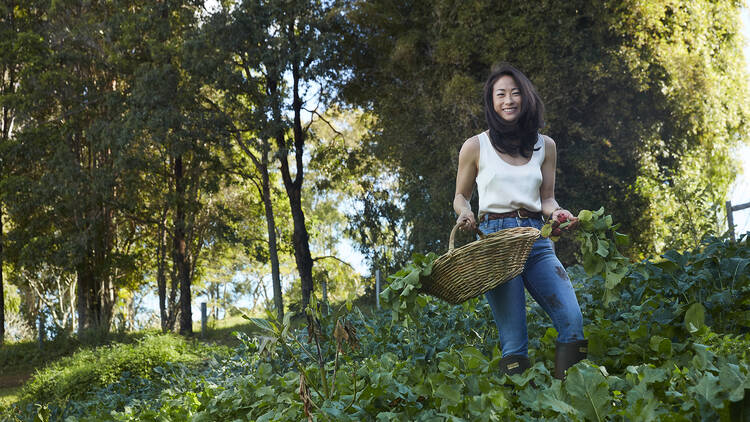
[421,223,541,304]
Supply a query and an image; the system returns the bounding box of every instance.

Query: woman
[453,63,587,380]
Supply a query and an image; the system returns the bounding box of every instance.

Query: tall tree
[340,0,749,260]
[127,0,231,334]
[2,0,139,334]
[193,6,289,320]
[0,0,46,345]
[206,0,343,308]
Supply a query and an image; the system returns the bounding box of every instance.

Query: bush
[16,334,207,406]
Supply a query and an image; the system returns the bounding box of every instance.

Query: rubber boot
[554,339,588,380]
[499,354,531,377]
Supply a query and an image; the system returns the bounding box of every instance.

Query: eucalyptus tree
[199,0,345,309]
[190,4,290,321]
[125,0,234,335]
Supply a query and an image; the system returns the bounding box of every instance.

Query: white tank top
[476,131,545,220]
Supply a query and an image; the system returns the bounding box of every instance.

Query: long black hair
[483,63,545,158]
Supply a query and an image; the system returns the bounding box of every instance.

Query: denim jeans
[479,216,585,357]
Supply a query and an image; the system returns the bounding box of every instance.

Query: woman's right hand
[456,210,477,231]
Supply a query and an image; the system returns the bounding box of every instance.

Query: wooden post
[727,200,750,241]
[376,269,381,309]
[201,302,207,338]
[38,312,44,349]
[727,200,735,241]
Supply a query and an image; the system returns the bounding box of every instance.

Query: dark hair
[483,63,545,158]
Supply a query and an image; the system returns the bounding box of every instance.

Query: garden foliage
[3,212,750,421]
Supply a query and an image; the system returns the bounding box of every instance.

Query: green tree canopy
[340,0,749,262]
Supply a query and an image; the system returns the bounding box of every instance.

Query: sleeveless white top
[476,131,545,220]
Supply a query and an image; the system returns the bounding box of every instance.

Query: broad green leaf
[520,381,576,415]
[460,346,487,371]
[596,239,610,257]
[719,363,747,402]
[541,223,553,237]
[487,390,508,409]
[434,383,461,404]
[684,302,706,333]
[249,318,277,335]
[689,372,724,408]
[614,231,629,246]
[628,324,648,341]
[624,382,660,421]
[662,250,685,265]
[604,269,625,290]
[565,364,611,422]
[691,344,718,372]
[649,336,672,356]
[638,366,668,385]
[583,253,604,275]
[578,209,593,222]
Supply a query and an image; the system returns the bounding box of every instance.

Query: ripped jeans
[479,216,585,357]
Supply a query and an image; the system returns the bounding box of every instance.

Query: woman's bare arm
[454,136,480,229]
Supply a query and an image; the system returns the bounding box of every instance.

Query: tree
[0,0,47,345]
[124,0,232,335]
[2,0,145,334]
[204,0,343,309]
[192,5,290,321]
[340,0,749,261]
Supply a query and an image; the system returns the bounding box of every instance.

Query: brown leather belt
[484,209,543,221]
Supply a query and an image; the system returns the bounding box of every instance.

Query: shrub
[16,334,206,406]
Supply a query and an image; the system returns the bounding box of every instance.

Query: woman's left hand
[551,209,579,231]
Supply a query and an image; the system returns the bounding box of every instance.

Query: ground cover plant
[2,210,749,421]
[1,334,226,420]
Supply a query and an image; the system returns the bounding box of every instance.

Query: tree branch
[303,107,345,140]
[312,255,354,270]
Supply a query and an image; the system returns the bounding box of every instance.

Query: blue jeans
[479,216,585,357]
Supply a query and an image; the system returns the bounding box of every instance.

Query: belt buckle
[517,209,527,219]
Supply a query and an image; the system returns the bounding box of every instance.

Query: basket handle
[449,223,486,251]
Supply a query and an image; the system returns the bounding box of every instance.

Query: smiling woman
[453,63,586,380]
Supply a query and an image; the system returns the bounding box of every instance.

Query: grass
[192,314,259,345]
[0,386,21,408]
[0,320,246,408]
[16,333,219,406]
[0,330,159,378]
[0,293,380,409]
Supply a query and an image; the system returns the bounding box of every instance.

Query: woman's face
[492,75,522,123]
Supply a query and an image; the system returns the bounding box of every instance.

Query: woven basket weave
[421,223,541,304]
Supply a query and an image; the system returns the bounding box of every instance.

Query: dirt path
[0,373,31,389]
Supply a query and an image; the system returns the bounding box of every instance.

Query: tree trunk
[270,61,315,309]
[261,148,284,321]
[76,262,96,332]
[174,155,192,335]
[76,260,114,334]
[1,207,5,345]
[233,124,284,320]
[157,205,169,332]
